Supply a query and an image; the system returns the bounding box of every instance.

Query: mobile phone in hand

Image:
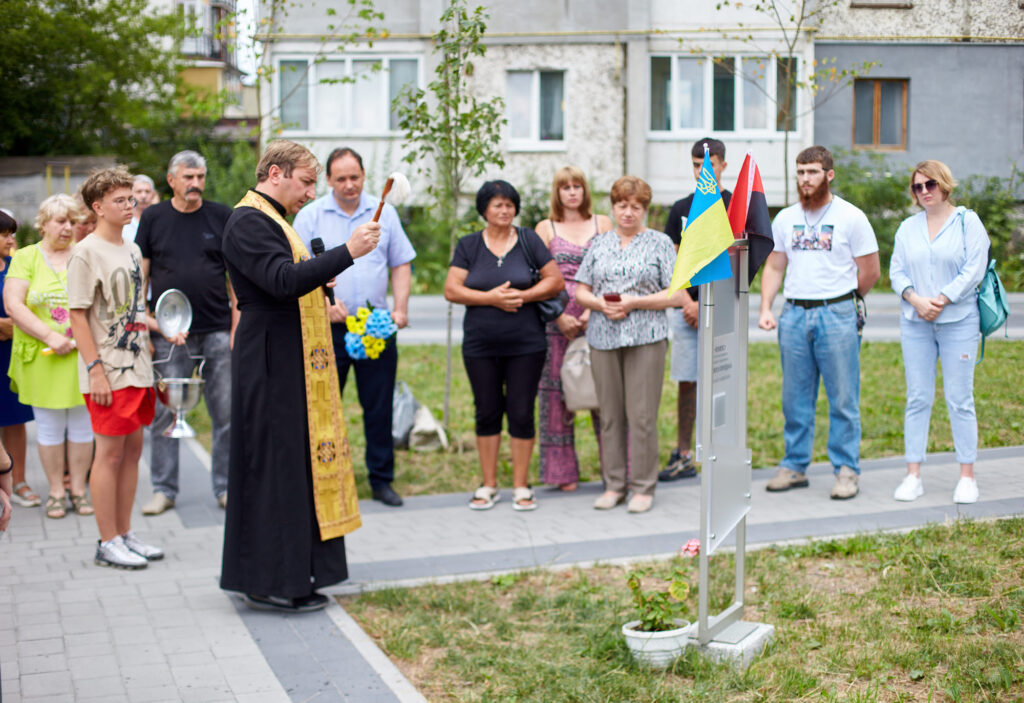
[603,293,621,302]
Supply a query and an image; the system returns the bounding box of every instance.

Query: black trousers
[463,351,547,438]
[331,324,397,488]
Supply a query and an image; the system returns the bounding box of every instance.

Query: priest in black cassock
[219,140,381,612]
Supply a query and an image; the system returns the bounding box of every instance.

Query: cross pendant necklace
[485,229,517,267]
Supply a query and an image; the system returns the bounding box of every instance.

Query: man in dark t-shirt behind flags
[659,137,731,484]
[136,150,238,515]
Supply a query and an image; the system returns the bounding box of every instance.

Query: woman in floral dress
[4,194,94,518]
[535,167,613,491]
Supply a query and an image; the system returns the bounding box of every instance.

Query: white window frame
[506,69,567,152]
[276,57,311,133]
[649,54,801,140]
[276,55,422,138]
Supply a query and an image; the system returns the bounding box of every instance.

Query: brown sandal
[45,496,66,519]
[69,493,94,516]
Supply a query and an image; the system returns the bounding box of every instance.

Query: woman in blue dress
[0,210,37,508]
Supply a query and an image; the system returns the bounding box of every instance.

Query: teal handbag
[977,258,1009,362]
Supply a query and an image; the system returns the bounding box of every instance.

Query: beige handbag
[560,336,600,411]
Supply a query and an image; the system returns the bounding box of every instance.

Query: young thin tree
[395,0,506,427]
[704,0,875,203]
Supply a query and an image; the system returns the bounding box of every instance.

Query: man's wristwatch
[86,359,103,372]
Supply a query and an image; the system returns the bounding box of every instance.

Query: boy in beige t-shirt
[68,166,161,570]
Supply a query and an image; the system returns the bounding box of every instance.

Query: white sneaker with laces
[952,477,979,504]
[122,530,165,560]
[95,536,148,570]
[893,474,924,502]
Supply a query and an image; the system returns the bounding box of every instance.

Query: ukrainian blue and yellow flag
[669,148,735,293]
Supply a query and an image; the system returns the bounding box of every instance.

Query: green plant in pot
[622,566,694,667]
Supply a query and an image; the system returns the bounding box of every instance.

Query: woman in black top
[445,181,564,512]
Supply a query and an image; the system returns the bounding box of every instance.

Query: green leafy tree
[707,0,876,204]
[0,0,195,159]
[395,0,506,426]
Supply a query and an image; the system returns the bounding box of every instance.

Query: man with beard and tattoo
[757,146,880,500]
[136,150,239,514]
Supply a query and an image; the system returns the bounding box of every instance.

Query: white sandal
[469,486,500,511]
[512,486,537,512]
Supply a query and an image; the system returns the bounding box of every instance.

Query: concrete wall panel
[813,43,1024,183]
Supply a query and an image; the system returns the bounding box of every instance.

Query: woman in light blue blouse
[890,160,989,505]
[575,176,683,514]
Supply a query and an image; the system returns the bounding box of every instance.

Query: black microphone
[309,237,335,306]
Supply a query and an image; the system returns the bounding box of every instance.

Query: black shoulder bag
[517,226,569,323]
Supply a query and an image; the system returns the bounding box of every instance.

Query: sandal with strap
[45,495,66,519]
[468,486,500,511]
[513,486,537,512]
[12,482,41,508]
[69,493,94,516]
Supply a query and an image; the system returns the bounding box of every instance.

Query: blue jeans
[151,331,231,500]
[900,310,979,464]
[778,299,861,474]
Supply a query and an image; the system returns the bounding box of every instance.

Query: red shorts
[83,387,156,436]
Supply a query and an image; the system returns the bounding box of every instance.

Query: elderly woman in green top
[3,194,95,519]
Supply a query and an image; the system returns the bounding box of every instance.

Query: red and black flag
[726,153,774,285]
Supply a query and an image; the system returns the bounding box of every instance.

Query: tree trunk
[783,127,791,207]
[442,188,460,429]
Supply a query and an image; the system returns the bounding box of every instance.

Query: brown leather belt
[787,291,855,308]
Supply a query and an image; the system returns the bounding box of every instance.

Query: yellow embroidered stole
[235,191,361,540]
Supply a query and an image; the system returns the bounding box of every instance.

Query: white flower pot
[621,619,693,668]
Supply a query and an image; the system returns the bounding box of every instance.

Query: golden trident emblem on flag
[695,168,718,195]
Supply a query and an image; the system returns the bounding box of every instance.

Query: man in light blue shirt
[294,147,416,507]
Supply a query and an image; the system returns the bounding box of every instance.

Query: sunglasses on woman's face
[911,179,939,195]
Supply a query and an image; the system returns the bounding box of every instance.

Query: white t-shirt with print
[771,194,878,300]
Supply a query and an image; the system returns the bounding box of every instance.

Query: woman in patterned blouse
[575,176,684,513]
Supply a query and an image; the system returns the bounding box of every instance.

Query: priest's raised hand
[347,221,381,259]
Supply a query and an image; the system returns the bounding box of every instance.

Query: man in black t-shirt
[659,138,731,483]
[137,150,238,514]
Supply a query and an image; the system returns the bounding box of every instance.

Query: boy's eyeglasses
[911,179,939,195]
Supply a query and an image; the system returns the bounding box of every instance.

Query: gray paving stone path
[2,424,1021,701]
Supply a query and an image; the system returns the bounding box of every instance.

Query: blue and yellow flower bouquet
[344,306,398,360]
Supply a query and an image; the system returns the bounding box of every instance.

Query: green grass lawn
[343,518,1024,702]
[188,340,1024,500]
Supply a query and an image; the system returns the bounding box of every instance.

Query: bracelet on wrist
[86,358,103,372]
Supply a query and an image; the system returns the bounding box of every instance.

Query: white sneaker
[122,530,164,560]
[95,536,148,570]
[952,477,979,504]
[893,474,924,502]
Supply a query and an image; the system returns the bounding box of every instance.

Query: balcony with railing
[179,0,237,66]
